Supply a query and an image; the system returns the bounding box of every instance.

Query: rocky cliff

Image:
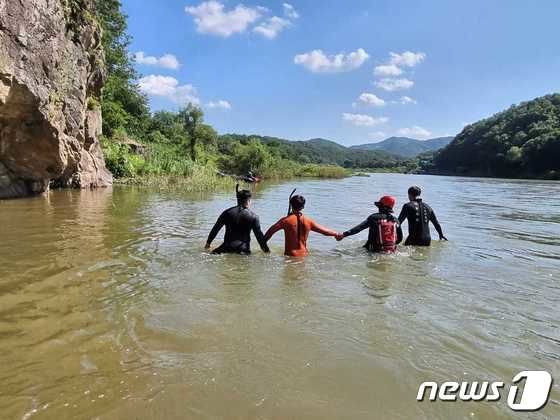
[0,0,112,199]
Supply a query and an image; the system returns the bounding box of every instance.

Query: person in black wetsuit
[336,195,403,253]
[398,186,447,246]
[205,188,270,254]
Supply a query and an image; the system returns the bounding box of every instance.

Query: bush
[218,140,272,175]
[295,164,348,178]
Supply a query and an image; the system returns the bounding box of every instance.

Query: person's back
[398,186,446,246]
[265,195,338,257]
[337,195,403,253]
[205,188,269,254]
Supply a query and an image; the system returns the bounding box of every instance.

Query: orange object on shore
[264,212,338,257]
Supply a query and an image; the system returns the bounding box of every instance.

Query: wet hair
[236,189,252,205]
[290,195,305,212]
[289,195,306,244]
[408,186,422,198]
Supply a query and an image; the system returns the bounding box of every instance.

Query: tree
[178,104,204,161]
[93,0,150,137]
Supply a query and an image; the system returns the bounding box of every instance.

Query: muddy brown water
[0,174,559,419]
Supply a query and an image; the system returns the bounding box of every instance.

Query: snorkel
[287,188,297,216]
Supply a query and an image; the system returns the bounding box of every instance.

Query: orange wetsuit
[264,212,338,257]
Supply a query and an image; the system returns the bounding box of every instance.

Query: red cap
[375,195,396,210]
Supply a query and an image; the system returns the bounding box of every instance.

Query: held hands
[335,233,345,241]
[204,242,211,250]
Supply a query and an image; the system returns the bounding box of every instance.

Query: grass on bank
[103,137,349,192]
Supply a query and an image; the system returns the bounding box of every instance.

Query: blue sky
[122,0,560,145]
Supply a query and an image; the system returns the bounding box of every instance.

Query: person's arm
[310,219,338,237]
[396,223,403,244]
[252,217,270,253]
[342,218,371,238]
[398,205,407,225]
[206,212,226,248]
[264,218,285,241]
[428,208,447,240]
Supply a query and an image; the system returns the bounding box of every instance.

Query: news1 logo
[417,371,553,411]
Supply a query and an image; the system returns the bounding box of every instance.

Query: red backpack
[377,218,397,253]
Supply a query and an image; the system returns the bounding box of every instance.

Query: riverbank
[112,163,349,192]
[420,168,560,181]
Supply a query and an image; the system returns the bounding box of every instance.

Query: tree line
[427,94,560,179]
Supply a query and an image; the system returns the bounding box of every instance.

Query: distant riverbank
[111,163,350,192]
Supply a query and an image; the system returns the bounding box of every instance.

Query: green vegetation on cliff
[430,94,560,179]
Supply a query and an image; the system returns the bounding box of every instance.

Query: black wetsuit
[398,199,443,246]
[343,212,403,252]
[207,205,270,254]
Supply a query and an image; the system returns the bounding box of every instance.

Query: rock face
[0,0,112,199]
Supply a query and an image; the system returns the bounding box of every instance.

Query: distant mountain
[423,136,455,150]
[350,136,454,158]
[219,134,410,169]
[305,137,348,150]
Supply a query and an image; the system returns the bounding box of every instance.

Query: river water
[0,174,559,419]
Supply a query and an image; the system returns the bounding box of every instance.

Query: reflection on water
[0,174,559,419]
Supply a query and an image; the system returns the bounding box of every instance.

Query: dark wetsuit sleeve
[343,218,371,237]
[398,205,407,225]
[428,208,444,238]
[206,212,226,245]
[252,217,270,253]
[396,223,403,244]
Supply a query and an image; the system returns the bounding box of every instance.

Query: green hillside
[219,134,410,169]
[351,136,454,157]
[432,94,560,179]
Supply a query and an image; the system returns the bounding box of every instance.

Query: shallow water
[0,173,559,419]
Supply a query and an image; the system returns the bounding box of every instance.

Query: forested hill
[218,134,411,169]
[431,94,560,179]
[351,136,454,158]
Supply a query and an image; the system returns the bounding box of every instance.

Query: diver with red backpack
[336,195,403,253]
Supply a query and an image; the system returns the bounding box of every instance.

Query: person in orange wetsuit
[264,195,340,257]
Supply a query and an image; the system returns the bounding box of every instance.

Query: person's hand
[335,233,344,241]
[204,242,211,250]
[439,235,448,241]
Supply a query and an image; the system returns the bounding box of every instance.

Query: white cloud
[375,78,414,91]
[389,51,426,67]
[342,113,388,127]
[283,3,299,19]
[373,64,402,77]
[369,131,386,141]
[294,48,369,73]
[138,75,200,105]
[397,126,432,139]
[358,93,385,107]
[134,52,180,70]
[207,99,232,110]
[399,96,417,105]
[253,16,291,39]
[185,1,261,37]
